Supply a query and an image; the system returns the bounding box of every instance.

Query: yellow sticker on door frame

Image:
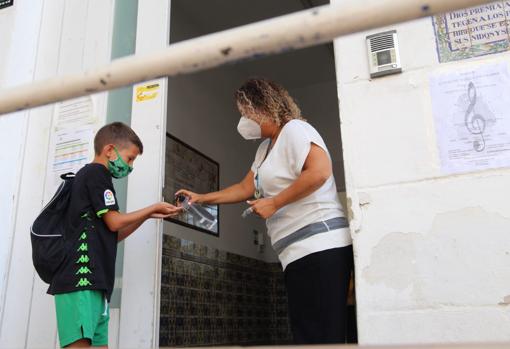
[136,83,160,102]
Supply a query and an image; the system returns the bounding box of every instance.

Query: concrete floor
[160,344,510,349]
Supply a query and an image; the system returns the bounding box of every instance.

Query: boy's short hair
[94,122,144,155]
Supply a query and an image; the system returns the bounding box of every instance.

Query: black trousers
[284,245,354,344]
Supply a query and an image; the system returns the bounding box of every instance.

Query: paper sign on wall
[50,126,94,186]
[430,62,510,174]
[45,97,96,195]
[55,96,94,129]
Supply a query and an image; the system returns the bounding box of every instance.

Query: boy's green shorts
[54,290,109,347]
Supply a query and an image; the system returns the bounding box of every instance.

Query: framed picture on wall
[163,133,220,236]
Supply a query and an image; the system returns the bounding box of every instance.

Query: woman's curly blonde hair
[235,78,305,126]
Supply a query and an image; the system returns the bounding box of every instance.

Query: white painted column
[332,1,510,344]
[22,3,67,346]
[118,1,171,348]
[0,1,115,348]
[0,2,47,347]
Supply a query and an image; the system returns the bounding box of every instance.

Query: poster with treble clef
[430,62,510,174]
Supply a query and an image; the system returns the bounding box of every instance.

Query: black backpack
[30,172,75,284]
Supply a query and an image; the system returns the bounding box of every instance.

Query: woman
[177,78,353,344]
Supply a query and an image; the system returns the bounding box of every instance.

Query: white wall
[0,2,40,333]
[0,1,115,348]
[333,6,510,345]
[0,2,51,347]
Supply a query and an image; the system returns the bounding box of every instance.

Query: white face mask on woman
[237,116,261,140]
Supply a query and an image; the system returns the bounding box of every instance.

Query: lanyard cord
[254,140,272,199]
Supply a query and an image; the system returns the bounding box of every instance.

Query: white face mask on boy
[237,116,261,140]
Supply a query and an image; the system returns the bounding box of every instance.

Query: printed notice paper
[430,62,510,174]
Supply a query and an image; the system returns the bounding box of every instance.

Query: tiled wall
[159,235,293,347]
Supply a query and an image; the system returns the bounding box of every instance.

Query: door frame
[118,1,171,348]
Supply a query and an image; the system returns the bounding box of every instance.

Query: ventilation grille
[370,34,395,53]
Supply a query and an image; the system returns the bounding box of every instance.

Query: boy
[47,122,181,348]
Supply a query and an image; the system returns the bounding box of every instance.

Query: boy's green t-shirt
[47,163,119,301]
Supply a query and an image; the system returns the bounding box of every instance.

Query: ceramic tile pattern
[159,235,293,347]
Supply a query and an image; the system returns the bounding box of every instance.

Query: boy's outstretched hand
[151,202,182,219]
[106,202,182,241]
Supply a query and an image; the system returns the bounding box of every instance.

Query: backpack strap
[60,172,75,180]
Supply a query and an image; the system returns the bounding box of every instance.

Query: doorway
[160,0,355,346]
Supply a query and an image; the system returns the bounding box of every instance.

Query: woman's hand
[151,202,182,219]
[175,189,205,204]
[247,198,279,219]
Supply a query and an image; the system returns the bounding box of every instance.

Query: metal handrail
[0,0,497,115]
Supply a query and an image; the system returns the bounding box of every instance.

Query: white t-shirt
[251,120,352,269]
